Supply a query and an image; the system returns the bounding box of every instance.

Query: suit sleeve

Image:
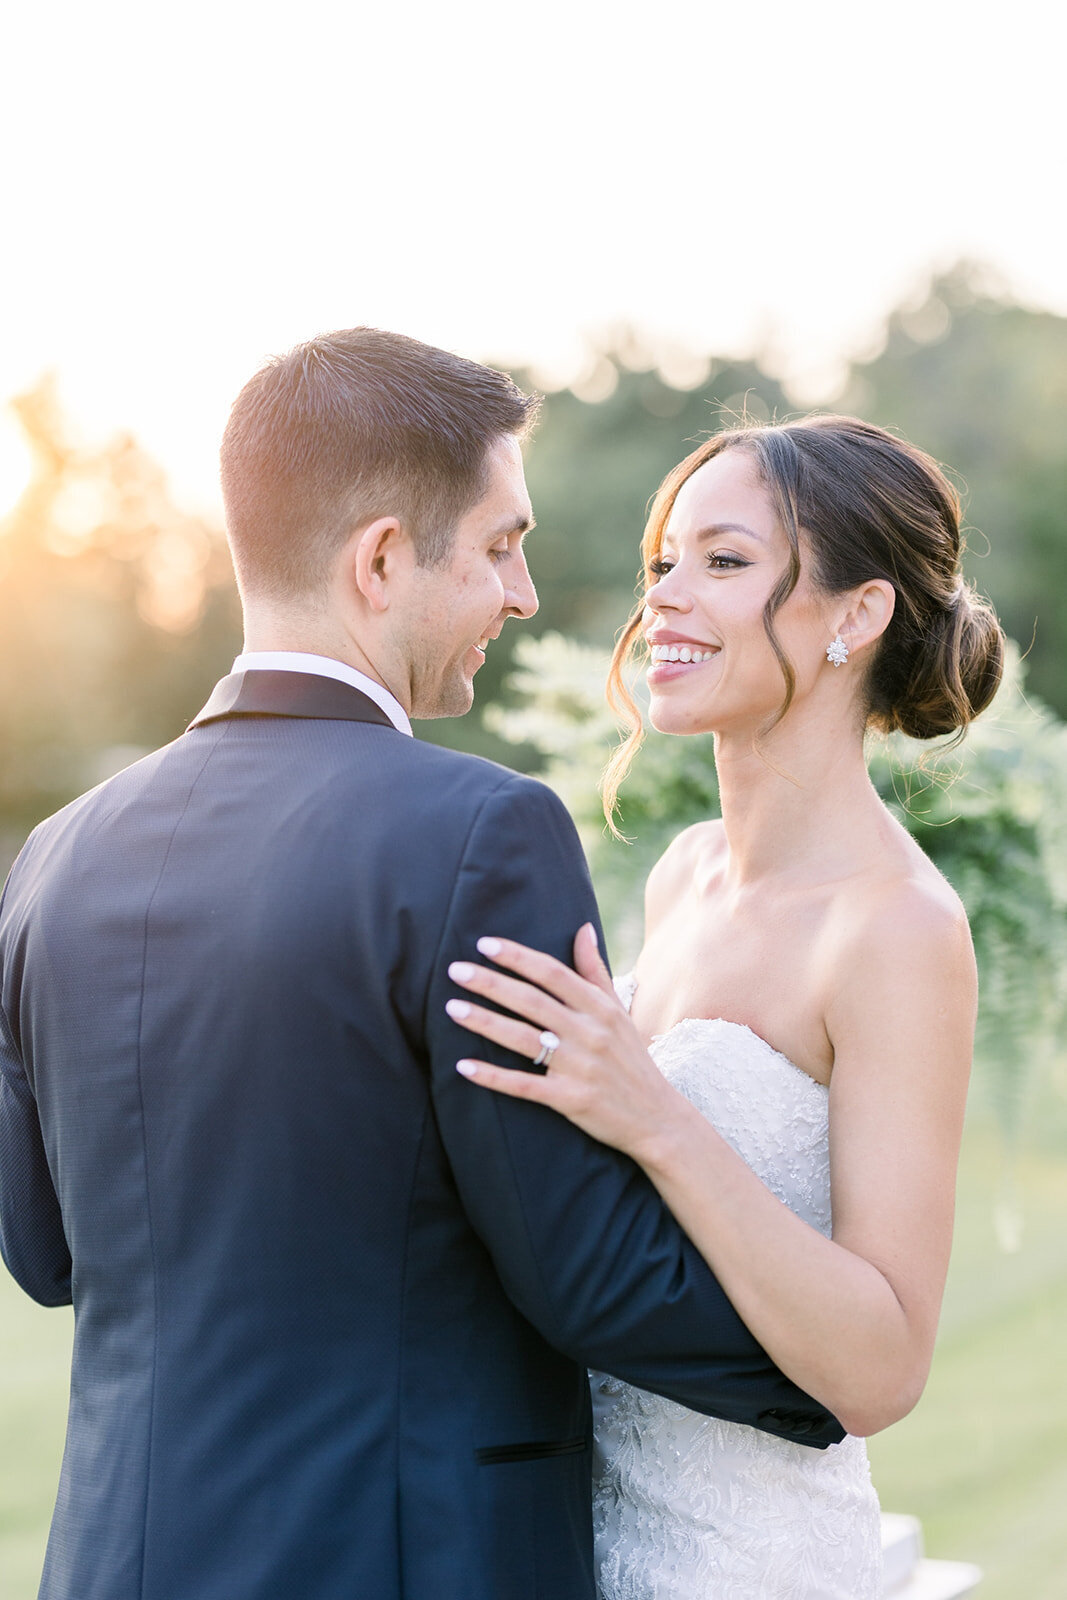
[426,774,843,1448]
[0,998,73,1308]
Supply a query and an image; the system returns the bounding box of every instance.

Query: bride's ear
[834,580,895,656]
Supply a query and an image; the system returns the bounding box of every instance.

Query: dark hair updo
[604,414,1005,815]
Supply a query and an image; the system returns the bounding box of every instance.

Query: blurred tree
[5,270,1067,854]
[0,378,240,851]
[835,262,1067,715]
[435,277,1067,755]
[517,339,792,644]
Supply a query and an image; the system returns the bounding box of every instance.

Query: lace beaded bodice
[591,975,881,1599]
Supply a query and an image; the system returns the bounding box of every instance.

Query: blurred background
[2,2,1066,1595]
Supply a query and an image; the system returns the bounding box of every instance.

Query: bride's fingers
[472,935,616,1013]
[573,922,614,995]
[455,1057,563,1107]
[447,960,570,1033]
[445,997,550,1062]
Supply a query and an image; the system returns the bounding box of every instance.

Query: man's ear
[834,579,895,655]
[350,517,410,613]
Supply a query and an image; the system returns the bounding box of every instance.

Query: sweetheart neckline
[650,1014,829,1095]
[618,975,828,1095]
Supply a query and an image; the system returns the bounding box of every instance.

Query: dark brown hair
[604,414,1005,818]
[220,327,539,597]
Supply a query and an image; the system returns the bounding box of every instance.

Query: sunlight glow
[0,412,34,521]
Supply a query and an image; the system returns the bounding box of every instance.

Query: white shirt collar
[231,651,413,737]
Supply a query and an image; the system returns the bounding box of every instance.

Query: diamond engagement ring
[533,1030,560,1068]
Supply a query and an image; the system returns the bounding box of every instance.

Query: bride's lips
[646,636,721,685]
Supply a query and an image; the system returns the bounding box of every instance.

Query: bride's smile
[646,636,720,670]
[639,448,839,742]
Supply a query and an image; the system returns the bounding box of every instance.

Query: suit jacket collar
[187,671,399,731]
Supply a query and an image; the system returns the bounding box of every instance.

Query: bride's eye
[648,558,674,578]
[707,552,749,571]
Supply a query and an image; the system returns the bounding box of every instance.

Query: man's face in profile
[396,435,539,719]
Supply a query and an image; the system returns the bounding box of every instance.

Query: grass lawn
[868,1116,1067,1599]
[1,1119,1065,1597]
[0,1271,71,1597]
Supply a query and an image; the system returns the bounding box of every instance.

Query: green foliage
[867,651,1067,1140]
[836,263,1067,717]
[517,343,792,646]
[490,634,1067,1131]
[5,266,1067,832]
[476,264,1067,772]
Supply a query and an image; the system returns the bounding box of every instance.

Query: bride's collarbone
[635,844,922,1085]
[632,931,834,1085]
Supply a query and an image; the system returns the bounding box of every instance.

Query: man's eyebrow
[492,514,536,537]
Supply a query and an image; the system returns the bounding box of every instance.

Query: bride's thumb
[574,922,612,992]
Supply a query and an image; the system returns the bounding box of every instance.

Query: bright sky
[1,0,1064,515]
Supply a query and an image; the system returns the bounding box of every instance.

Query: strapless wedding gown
[591,977,882,1599]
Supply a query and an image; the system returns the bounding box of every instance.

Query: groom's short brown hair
[220,327,538,599]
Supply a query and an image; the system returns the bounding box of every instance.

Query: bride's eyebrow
[694,522,765,544]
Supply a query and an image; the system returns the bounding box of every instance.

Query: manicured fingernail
[449,962,474,982]
[446,998,471,1021]
[456,1060,478,1078]
[477,937,502,957]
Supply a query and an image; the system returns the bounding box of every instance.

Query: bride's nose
[645,570,693,615]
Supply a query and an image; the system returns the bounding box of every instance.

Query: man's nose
[506,551,538,620]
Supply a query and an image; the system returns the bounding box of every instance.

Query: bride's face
[643,448,833,738]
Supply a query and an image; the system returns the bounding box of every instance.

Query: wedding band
[533,1029,560,1068]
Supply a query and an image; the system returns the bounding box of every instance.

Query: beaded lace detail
[591,976,881,1599]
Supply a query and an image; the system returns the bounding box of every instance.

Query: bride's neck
[711,714,881,887]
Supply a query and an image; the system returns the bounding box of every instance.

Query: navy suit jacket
[0,670,842,1600]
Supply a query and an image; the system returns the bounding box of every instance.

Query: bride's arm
[446,886,975,1439]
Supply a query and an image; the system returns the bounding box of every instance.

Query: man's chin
[411,679,476,721]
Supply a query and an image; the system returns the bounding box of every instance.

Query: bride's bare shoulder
[830,843,976,1020]
[876,825,970,937]
[645,820,725,930]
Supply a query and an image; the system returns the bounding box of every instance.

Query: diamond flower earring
[826,635,849,667]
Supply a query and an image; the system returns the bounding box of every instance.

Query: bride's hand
[445,923,691,1162]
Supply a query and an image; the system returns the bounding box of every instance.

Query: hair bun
[880,583,1005,740]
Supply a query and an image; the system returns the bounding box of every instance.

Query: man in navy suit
[0,329,841,1600]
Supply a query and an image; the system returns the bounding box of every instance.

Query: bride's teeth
[650,643,716,662]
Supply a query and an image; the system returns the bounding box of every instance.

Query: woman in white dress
[444,415,1005,1599]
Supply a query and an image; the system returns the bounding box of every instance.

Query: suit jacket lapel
[187,672,399,731]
